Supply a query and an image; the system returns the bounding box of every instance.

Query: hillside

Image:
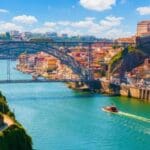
[0,92,32,150]
[109,45,149,77]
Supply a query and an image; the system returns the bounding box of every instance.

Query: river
[0,60,150,150]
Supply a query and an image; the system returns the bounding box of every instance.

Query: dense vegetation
[0,93,14,117]
[109,47,128,67]
[0,92,32,150]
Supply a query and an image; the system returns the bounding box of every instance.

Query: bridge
[0,41,135,84]
[0,41,96,83]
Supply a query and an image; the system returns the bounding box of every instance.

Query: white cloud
[0,22,23,32]
[58,21,71,26]
[85,17,95,21]
[71,18,97,28]
[32,22,56,33]
[0,9,9,13]
[79,0,116,11]
[12,15,38,25]
[99,16,123,30]
[0,14,131,39]
[32,16,132,39]
[103,28,131,39]
[32,27,54,33]
[44,22,56,28]
[136,6,150,15]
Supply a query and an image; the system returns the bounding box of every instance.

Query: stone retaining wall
[100,81,150,101]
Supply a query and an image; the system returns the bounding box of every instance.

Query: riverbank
[67,81,150,101]
[0,92,32,150]
[99,80,150,101]
[16,56,150,102]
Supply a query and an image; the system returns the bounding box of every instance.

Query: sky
[0,0,150,38]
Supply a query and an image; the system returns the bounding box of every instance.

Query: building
[46,32,58,38]
[61,33,68,38]
[21,32,32,40]
[10,30,22,41]
[137,20,150,37]
[115,36,136,45]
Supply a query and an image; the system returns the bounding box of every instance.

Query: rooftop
[138,20,150,25]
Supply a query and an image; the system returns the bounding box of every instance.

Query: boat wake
[118,111,150,123]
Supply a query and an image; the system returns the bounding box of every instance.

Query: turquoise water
[0,60,150,150]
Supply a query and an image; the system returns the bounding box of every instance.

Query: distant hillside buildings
[0,31,100,42]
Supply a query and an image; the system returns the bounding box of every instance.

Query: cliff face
[109,46,148,77]
[0,92,32,150]
[136,35,150,55]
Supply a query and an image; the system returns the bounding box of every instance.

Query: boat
[102,105,119,113]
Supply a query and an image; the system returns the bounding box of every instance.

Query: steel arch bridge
[0,41,94,83]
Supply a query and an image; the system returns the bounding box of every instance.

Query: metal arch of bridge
[0,41,94,82]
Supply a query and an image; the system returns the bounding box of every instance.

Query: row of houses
[128,58,150,81]
[17,51,79,80]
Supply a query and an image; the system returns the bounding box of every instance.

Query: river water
[0,60,150,150]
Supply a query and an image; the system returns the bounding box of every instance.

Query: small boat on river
[102,105,119,113]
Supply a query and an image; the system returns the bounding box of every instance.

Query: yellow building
[44,57,58,72]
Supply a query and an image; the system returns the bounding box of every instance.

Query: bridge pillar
[7,49,11,81]
[87,43,93,81]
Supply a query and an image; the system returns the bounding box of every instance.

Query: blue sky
[0,0,150,38]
